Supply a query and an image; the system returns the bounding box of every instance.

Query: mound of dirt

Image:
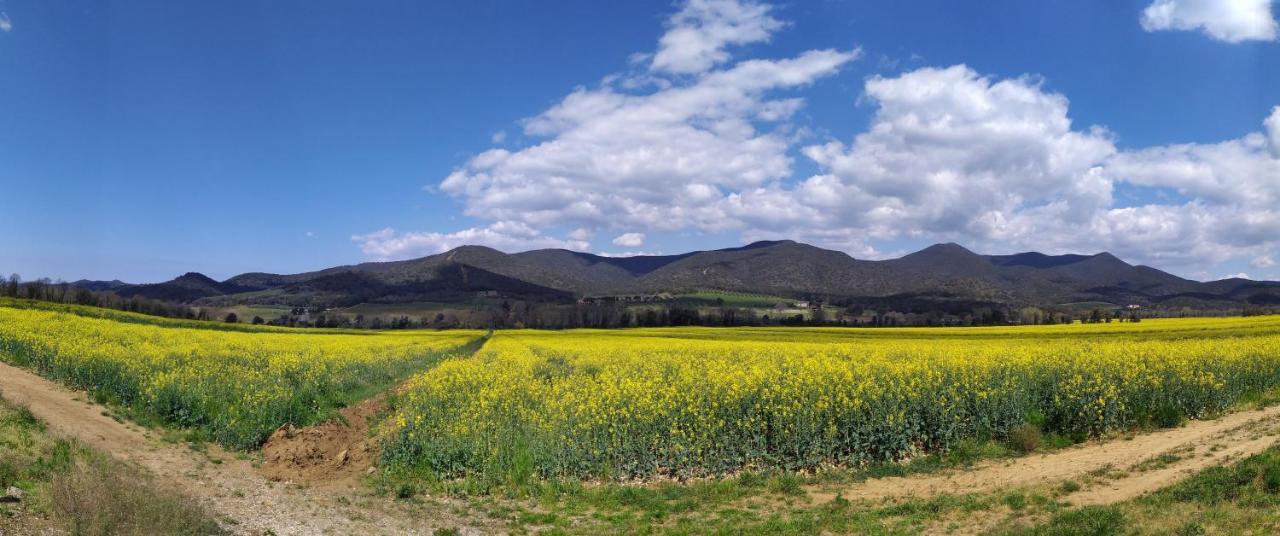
[259,394,389,489]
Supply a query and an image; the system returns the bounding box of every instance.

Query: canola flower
[0,302,481,448]
[383,317,1280,481]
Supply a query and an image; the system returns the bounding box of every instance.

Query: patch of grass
[1008,424,1042,454]
[1003,492,1028,511]
[0,396,224,535]
[946,438,1012,467]
[1005,505,1125,536]
[1058,480,1081,494]
[50,458,226,535]
[765,472,804,496]
[1146,447,1280,505]
[1129,452,1183,473]
[1041,432,1078,450]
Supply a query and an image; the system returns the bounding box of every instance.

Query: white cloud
[361,1,1280,277]
[598,250,664,258]
[305,231,315,238]
[612,232,646,247]
[1266,105,1280,156]
[351,222,590,261]
[732,65,1280,273]
[422,60,1280,273]
[650,0,784,75]
[491,130,507,144]
[1222,272,1252,280]
[1102,110,1280,266]
[0,12,11,33]
[788,65,1117,242]
[568,228,592,241]
[1140,0,1278,42]
[1253,255,1276,268]
[438,47,858,234]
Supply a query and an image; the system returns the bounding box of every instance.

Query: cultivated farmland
[4,300,1280,534]
[383,319,1280,482]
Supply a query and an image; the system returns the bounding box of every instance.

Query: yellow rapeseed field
[383,317,1280,481]
[0,300,482,448]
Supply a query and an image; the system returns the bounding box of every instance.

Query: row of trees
[5,274,200,319]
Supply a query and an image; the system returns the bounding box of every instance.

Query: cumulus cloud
[744,67,1279,272]
[352,222,590,261]
[1140,0,1278,42]
[599,250,664,258]
[0,12,11,33]
[650,0,784,75]
[360,0,1280,277]
[612,232,646,247]
[786,65,1116,243]
[437,46,858,234]
[1266,105,1280,156]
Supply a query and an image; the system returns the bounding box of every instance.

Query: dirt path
[1067,410,1280,505]
[0,361,490,535]
[808,404,1280,507]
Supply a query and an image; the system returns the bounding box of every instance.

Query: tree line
[7,273,1268,331]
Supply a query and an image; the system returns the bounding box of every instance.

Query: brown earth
[258,390,389,490]
[0,360,491,535]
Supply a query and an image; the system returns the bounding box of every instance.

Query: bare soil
[259,390,389,490]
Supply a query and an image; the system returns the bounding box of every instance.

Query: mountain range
[95,241,1280,311]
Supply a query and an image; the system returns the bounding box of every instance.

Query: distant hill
[113,272,255,303]
[98,241,1280,310]
[70,279,130,292]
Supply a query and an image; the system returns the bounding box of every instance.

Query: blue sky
[1,0,1278,283]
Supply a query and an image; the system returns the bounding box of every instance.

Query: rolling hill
[96,241,1280,310]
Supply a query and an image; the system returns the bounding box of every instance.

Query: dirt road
[0,360,485,535]
[808,404,1280,506]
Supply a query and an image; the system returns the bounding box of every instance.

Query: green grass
[671,290,796,308]
[341,301,467,316]
[0,393,225,535]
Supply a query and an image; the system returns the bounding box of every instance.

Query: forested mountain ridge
[88,241,1280,310]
